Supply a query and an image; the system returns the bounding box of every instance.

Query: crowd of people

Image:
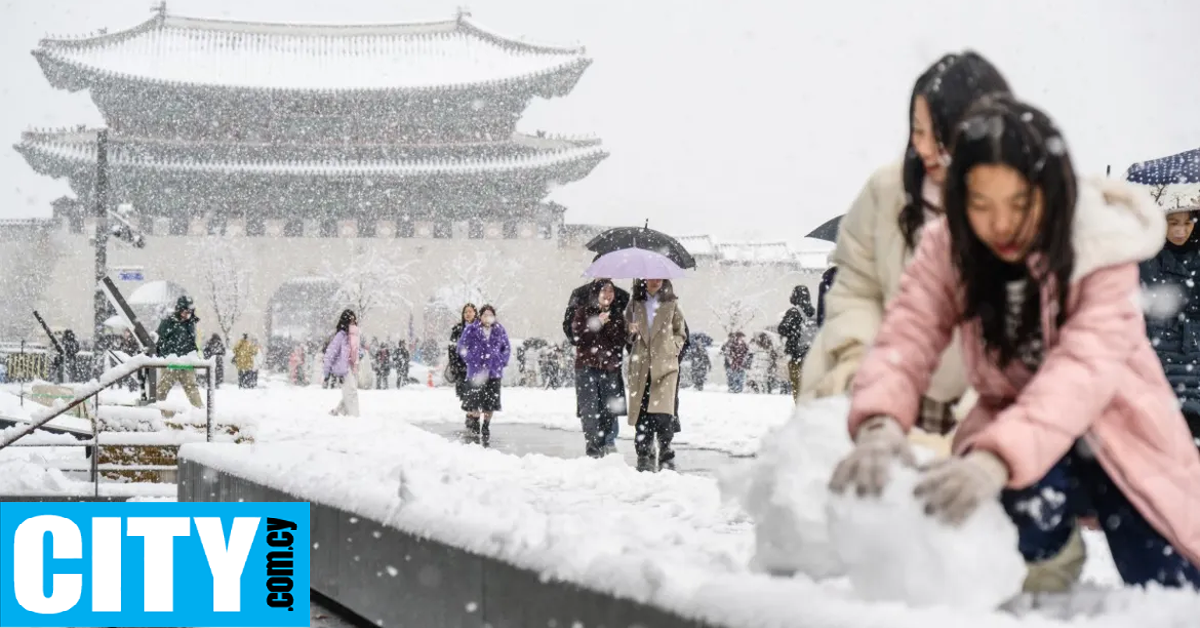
[792,51,1199,594]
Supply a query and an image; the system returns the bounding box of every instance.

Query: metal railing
[0,355,215,497]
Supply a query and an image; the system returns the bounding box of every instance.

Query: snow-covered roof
[16,129,609,178]
[34,11,590,93]
[664,233,831,270]
[716,241,794,263]
[674,235,717,256]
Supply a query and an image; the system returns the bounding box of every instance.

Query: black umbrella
[585,225,696,270]
[806,215,843,243]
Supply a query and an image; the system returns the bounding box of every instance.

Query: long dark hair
[632,279,677,302]
[944,94,1077,367]
[900,52,1012,251]
[460,302,477,325]
[336,309,357,333]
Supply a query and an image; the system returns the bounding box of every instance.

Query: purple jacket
[456,321,511,381]
[322,327,359,378]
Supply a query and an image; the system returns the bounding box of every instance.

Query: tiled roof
[16,128,609,178]
[34,11,590,92]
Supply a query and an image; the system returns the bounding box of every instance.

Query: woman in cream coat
[800,51,1010,444]
[800,52,1089,592]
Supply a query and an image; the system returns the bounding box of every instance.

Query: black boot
[480,420,491,447]
[636,456,656,473]
[658,450,676,472]
[466,415,479,432]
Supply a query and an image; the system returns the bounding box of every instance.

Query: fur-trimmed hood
[1069,177,1165,283]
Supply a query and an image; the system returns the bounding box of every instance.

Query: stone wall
[0,222,824,346]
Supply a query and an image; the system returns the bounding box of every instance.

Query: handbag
[443,362,459,385]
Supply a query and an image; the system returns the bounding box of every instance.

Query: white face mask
[482,315,495,325]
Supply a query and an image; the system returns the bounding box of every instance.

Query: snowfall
[1,377,1198,628]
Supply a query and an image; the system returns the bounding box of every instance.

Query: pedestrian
[688,339,711,391]
[203,333,226,388]
[154,296,203,416]
[830,94,1200,592]
[233,334,255,389]
[394,340,411,388]
[571,280,628,457]
[1139,198,1200,445]
[721,332,750,393]
[449,304,477,430]
[322,309,360,416]
[375,340,391,390]
[778,286,816,401]
[60,329,80,383]
[626,278,688,472]
[456,304,511,446]
[801,51,1012,443]
[566,278,631,450]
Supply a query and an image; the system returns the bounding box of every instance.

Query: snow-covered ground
[4,379,1198,626]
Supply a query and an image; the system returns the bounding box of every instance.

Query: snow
[40,15,587,91]
[19,132,607,176]
[827,462,1027,610]
[169,385,1200,627]
[127,279,186,306]
[718,395,855,578]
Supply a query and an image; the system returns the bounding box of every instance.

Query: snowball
[717,395,855,579]
[827,462,1026,610]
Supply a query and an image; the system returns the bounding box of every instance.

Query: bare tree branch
[202,238,250,339]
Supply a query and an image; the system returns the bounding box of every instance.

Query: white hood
[1069,176,1165,283]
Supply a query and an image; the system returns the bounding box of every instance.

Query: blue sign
[118,270,144,281]
[0,501,310,627]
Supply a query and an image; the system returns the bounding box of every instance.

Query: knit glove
[914,450,1010,526]
[828,415,916,497]
[812,343,865,398]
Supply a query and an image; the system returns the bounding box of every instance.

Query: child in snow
[830,94,1200,593]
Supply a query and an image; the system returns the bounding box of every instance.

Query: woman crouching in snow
[829,94,1200,592]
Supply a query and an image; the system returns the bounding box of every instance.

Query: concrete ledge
[178,459,714,628]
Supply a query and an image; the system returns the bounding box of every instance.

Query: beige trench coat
[625,299,688,423]
[800,160,969,406]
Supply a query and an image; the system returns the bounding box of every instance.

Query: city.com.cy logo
[0,501,310,627]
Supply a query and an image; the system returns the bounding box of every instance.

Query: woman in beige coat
[802,52,1087,593]
[626,278,688,473]
[800,51,1011,441]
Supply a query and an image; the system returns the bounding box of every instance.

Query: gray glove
[828,415,916,497]
[913,450,1010,526]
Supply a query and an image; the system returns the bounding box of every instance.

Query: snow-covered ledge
[175,422,1200,628]
[175,453,708,628]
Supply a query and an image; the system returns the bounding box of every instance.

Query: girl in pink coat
[831,94,1200,591]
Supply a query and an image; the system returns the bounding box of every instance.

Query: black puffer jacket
[1140,242,1200,430]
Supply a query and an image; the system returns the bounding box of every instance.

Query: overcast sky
[2,0,1198,245]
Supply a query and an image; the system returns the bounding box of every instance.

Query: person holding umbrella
[571,280,628,457]
[625,278,688,472]
[564,274,631,452]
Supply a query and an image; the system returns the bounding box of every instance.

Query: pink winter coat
[848,177,1200,567]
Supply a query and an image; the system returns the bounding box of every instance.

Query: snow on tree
[201,237,252,340]
[322,243,416,321]
[423,249,523,338]
[708,265,777,335]
[435,249,522,312]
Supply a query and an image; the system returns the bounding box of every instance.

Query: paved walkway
[415,421,749,477]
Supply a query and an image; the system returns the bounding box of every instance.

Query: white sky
[1,0,1198,245]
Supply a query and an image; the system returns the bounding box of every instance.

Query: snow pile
[717,395,854,578]
[828,462,1027,610]
[170,387,1200,627]
[0,458,76,494]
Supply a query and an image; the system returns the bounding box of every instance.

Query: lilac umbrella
[583,248,686,280]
